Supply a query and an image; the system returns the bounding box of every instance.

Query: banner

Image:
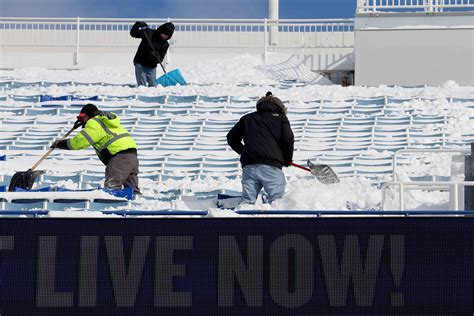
[0,218,472,315]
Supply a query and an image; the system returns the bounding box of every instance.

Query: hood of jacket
[96,111,120,128]
[256,95,287,114]
[153,22,175,41]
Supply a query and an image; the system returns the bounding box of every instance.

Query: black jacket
[130,22,174,68]
[227,101,294,169]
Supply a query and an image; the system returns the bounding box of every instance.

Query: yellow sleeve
[68,119,105,150]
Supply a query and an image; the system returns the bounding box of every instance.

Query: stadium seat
[49,199,89,211]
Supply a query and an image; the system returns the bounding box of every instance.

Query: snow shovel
[156,63,187,87]
[291,160,340,185]
[8,122,81,191]
[141,30,187,87]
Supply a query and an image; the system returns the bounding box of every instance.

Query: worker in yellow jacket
[51,104,140,195]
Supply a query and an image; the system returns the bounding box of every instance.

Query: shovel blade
[307,159,340,184]
[156,69,187,87]
[8,169,44,191]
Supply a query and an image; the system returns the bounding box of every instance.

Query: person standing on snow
[50,104,140,195]
[227,92,294,204]
[130,21,175,87]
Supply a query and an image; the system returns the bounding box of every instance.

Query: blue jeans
[135,63,156,87]
[241,164,286,204]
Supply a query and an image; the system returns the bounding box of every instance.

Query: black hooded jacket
[130,21,175,68]
[227,100,294,169]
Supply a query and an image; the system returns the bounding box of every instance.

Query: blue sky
[1,0,356,19]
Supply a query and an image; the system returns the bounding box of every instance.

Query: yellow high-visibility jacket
[66,112,137,165]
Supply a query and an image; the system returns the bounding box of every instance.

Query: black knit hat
[80,103,99,118]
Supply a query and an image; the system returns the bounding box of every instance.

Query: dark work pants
[105,152,140,194]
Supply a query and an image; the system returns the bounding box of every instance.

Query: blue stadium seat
[355,97,386,105]
[198,95,228,103]
[412,116,446,125]
[386,97,413,104]
[101,209,209,216]
[137,95,166,103]
[191,107,223,115]
[0,108,26,115]
[104,94,136,101]
[125,109,156,116]
[287,108,318,115]
[167,95,197,104]
[71,95,99,101]
[156,109,189,115]
[49,199,89,211]
[42,174,82,183]
[89,199,129,211]
[39,103,66,109]
[229,96,253,103]
[24,108,59,116]
[40,95,70,102]
[9,95,41,102]
[8,145,46,150]
[4,199,48,210]
[3,118,36,125]
[452,97,474,103]
[42,81,74,87]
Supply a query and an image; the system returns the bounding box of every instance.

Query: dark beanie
[80,103,99,118]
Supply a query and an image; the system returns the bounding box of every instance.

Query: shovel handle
[31,125,78,171]
[31,147,55,171]
[142,28,167,74]
[159,62,167,74]
[290,162,311,173]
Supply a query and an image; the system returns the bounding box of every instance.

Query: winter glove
[50,139,69,150]
[73,119,85,129]
[135,21,148,29]
[50,139,61,149]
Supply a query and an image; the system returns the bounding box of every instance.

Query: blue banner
[0,218,472,315]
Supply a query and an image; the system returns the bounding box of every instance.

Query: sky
[0,0,356,19]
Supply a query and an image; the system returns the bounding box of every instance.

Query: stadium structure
[0,0,473,314]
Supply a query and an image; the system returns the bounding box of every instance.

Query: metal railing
[357,0,474,13]
[384,148,472,210]
[392,148,471,182]
[0,17,355,64]
[382,180,474,210]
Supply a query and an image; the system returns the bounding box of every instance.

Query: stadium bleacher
[1,81,473,213]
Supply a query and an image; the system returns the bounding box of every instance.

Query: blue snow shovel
[156,62,187,87]
[142,30,187,87]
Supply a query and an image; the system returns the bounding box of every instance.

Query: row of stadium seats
[0,113,453,127]
[0,79,309,90]
[1,104,470,117]
[2,93,474,105]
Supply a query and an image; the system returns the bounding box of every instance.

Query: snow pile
[1,54,474,214]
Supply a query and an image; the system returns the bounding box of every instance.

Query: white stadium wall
[354,13,474,86]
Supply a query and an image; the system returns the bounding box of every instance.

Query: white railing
[383,148,472,210]
[382,180,474,210]
[357,0,474,13]
[0,17,355,64]
[392,148,471,181]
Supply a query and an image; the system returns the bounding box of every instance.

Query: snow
[1,53,474,215]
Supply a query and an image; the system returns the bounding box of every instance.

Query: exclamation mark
[391,235,405,306]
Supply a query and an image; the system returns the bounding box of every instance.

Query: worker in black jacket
[130,21,175,87]
[227,92,294,204]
